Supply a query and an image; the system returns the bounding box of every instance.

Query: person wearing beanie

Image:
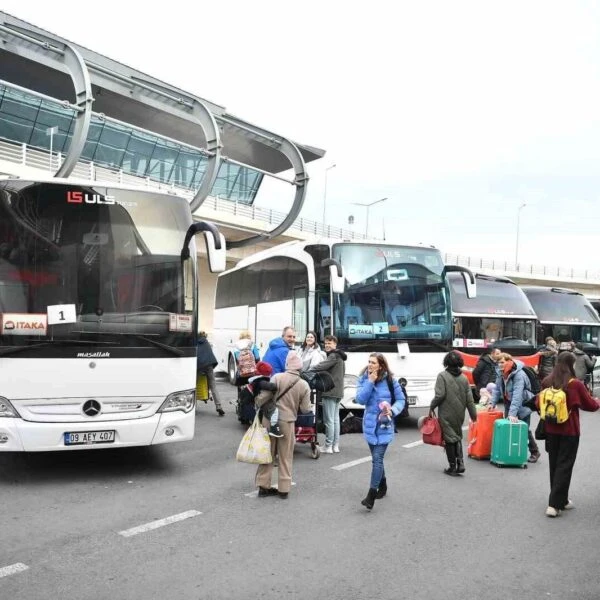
[254,348,312,499]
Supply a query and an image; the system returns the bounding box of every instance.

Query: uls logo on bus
[67,191,116,205]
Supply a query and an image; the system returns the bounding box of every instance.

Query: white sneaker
[333,444,340,453]
[323,445,333,454]
[563,499,574,510]
[545,506,560,518]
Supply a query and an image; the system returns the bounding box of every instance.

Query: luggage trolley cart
[294,389,321,459]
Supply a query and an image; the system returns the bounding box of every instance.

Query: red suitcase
[467,410,503,459]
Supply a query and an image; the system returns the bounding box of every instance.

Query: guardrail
[0,137,365,242]
[444,254,600,282]
[1,137,597,281]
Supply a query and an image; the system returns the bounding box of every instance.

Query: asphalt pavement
[1,381,599,600]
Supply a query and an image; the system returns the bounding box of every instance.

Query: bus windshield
[449,273,537,354]
[0,181,195,349]
[331,243,451,346]
[523,287,600,350]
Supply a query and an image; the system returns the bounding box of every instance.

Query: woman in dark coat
[197,331,224,416]
[429,351,477,476]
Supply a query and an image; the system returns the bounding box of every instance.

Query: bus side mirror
[321,258,345,294]
[181,221,226,273]
[442,265,477,299]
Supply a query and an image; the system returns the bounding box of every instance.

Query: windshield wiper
[128,334,184,357]
[0,339,113,357]
[84,332,185,357]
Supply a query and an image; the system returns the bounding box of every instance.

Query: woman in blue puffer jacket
[355,352,405,510]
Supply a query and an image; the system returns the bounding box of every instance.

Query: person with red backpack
[234,330,261,381]
[538,352,600,517]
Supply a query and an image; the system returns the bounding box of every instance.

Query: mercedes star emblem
[82,399,101,417]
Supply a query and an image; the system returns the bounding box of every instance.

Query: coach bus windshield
[448,273,537,354]
[330,243,451,347]
[522,287,600,351]
[0,181,195,350]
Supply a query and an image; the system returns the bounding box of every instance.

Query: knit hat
[285,352,303,371]
[255,361,273,378]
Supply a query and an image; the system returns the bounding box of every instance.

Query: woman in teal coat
[356,352,405,510]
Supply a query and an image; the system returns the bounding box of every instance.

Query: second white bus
[212,240,474,411]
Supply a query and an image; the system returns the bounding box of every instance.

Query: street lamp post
[322,163,336,227]
[46,126,58,172]
[352,197,388,238]
[515,202,527,267]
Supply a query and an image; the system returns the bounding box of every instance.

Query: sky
[2,0,600,271]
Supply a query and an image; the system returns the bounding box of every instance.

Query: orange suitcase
[467,410,503,459]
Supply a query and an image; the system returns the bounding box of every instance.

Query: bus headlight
[158,390,195,413]
[0,397,20,418]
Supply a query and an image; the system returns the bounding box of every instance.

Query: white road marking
[118,510,202,537]
[0,563,29,578]
[331,456,372,471]
[403,440,423,448]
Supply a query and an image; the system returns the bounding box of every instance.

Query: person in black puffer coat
[197,332,225,416]
[472,346,501,401]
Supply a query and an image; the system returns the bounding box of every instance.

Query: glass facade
[0,83,262,204]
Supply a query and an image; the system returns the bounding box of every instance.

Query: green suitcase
[490,419,528,468]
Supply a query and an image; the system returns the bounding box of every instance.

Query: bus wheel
[228,355,237,385]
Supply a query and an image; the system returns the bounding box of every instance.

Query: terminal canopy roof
[0,11,324,174]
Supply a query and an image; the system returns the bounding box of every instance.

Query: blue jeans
[368,443,389,489]
[321,396,341,447]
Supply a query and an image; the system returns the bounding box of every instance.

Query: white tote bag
[236,414,272,464]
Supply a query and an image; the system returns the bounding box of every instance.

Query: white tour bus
[0,178,225,451]
[212,240,475,411]
[448,273,539,383]
[521,286,600,393]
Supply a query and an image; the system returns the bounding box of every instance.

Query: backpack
[539,384,571,424]
[237,347,257,378]
[341,412,363,434]
[386,377,409,419]
[301,370,335,393]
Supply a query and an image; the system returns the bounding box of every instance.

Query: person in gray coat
[572,342,596,387]
[306,335,347,453]
[429,351,477,476]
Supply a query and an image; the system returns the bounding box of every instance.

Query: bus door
[293,286,308,341]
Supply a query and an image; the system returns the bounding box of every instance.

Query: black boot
[455,442,465,474]
[527,430,541,463]
[444,443,458,476]
[361,488,377,510]
[375,478,387,499]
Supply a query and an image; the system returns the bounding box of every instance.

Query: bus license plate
[64,430,116,446]
[407,396,417,406]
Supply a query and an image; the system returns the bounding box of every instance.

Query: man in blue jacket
[263,326,296,374]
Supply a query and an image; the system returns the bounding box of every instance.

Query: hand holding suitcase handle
[508,415,519,423]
